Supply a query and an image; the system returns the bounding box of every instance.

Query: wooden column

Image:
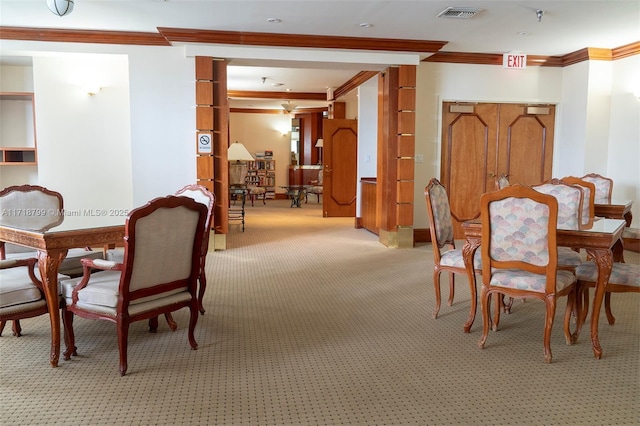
[376,65,416,248]
[196,57,229,246]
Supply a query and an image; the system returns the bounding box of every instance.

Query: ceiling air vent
[437,7,483,19]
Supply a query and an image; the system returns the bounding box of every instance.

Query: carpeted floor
[1,199,639,425]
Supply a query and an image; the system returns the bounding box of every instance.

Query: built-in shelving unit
[246,157,275,199]
[0,92,37,166]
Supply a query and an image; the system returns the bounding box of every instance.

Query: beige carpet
[2,199,639,425]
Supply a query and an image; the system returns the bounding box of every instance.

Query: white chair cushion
[58,248,104,276]
[105,248,125,263]
[440,249,482,269]
[0,266,43,308]
[62,270,189,311]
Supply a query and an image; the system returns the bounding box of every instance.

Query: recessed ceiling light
[359,23,373,28]
[271,83,284,87]
[267,18,281,23]
[517,31,531,36]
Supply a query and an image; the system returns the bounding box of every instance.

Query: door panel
[498,104,555,186]
[441,103,498,236]
[323,119,358,217]
[441,102,554,238]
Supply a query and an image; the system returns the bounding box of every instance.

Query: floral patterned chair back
[561,177,595,226]
[532,179,583,231]
[581,173,613,204]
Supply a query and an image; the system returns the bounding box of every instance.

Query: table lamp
[228,141,254,187]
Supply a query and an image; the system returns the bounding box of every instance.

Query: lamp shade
[315,139,324,148]
[47,0,74,16]
[228,142,254,162]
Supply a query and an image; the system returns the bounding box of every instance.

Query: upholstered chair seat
[248,185,266,206]
[306,170,323,203]
[0,258,69,337]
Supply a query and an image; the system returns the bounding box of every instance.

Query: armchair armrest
[71,258,123,304]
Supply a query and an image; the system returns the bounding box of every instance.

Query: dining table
[461,216,626,359]
[280,185,311,208]
[0,211,126,367]
[594,199,633,227]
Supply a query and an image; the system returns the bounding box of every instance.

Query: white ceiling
[1,1,638,110]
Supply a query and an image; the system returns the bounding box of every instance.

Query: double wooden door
[441,102,555,237]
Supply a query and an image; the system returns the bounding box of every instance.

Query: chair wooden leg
[563,289,576,345]
[12,319,22,337]
[165,313,178,331]
[148,316,159,333]
[447,272,455,306]
[433,270,442,319]
[62,309,77,360]
[603,292,615,325]
[543,296,556,363]
[0,320,6,336]
[478,287,491,349]
[198,272,207,315]
[188,303,199,351]
[117,319,129,376]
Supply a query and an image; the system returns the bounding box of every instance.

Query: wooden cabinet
[246,159,276,198]
[0,92,37,166]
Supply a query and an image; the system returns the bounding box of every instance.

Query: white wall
[414,58,639,229]
[356,77,378,216]
[32,54,133,222]
[607,55,640,223]
[127,47,196,205]
[414,62,564,228]
[229,112,292,194]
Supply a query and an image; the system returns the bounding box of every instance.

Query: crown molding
[425,43,639,67]
[0,26,169,46]
[228,91,326,101]
[332,71,379,100]
[158,28,446,54]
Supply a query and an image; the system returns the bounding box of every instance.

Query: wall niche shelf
[0,92,37,166]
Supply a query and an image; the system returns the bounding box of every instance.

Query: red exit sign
[503,53,527,69]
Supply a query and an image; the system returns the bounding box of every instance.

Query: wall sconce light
[84,86,101,96]
[47,0,74,17]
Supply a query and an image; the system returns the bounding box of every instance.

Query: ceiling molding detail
[227,91,326,101]
[0,26,170,46]
[230,107,328,114]
[157,28,447,53]
[423,51,564,67]
[612,41,640,60]
[332,71,379,100]
[425,42,639,67]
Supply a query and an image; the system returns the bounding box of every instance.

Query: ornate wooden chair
[495,174,510,190]
[425,178,482,332]
[0,184,100,334]
[561,177,595,228]
[532,179,585,270]
[61,195,208,375]
[573,262,640,340]
[174,184,215,315]
[477,184,577,363]
[581,173,613,204]
[107,185,215,319]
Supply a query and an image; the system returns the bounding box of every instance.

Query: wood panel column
[377,65,416,248]
[196,57,229,249]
